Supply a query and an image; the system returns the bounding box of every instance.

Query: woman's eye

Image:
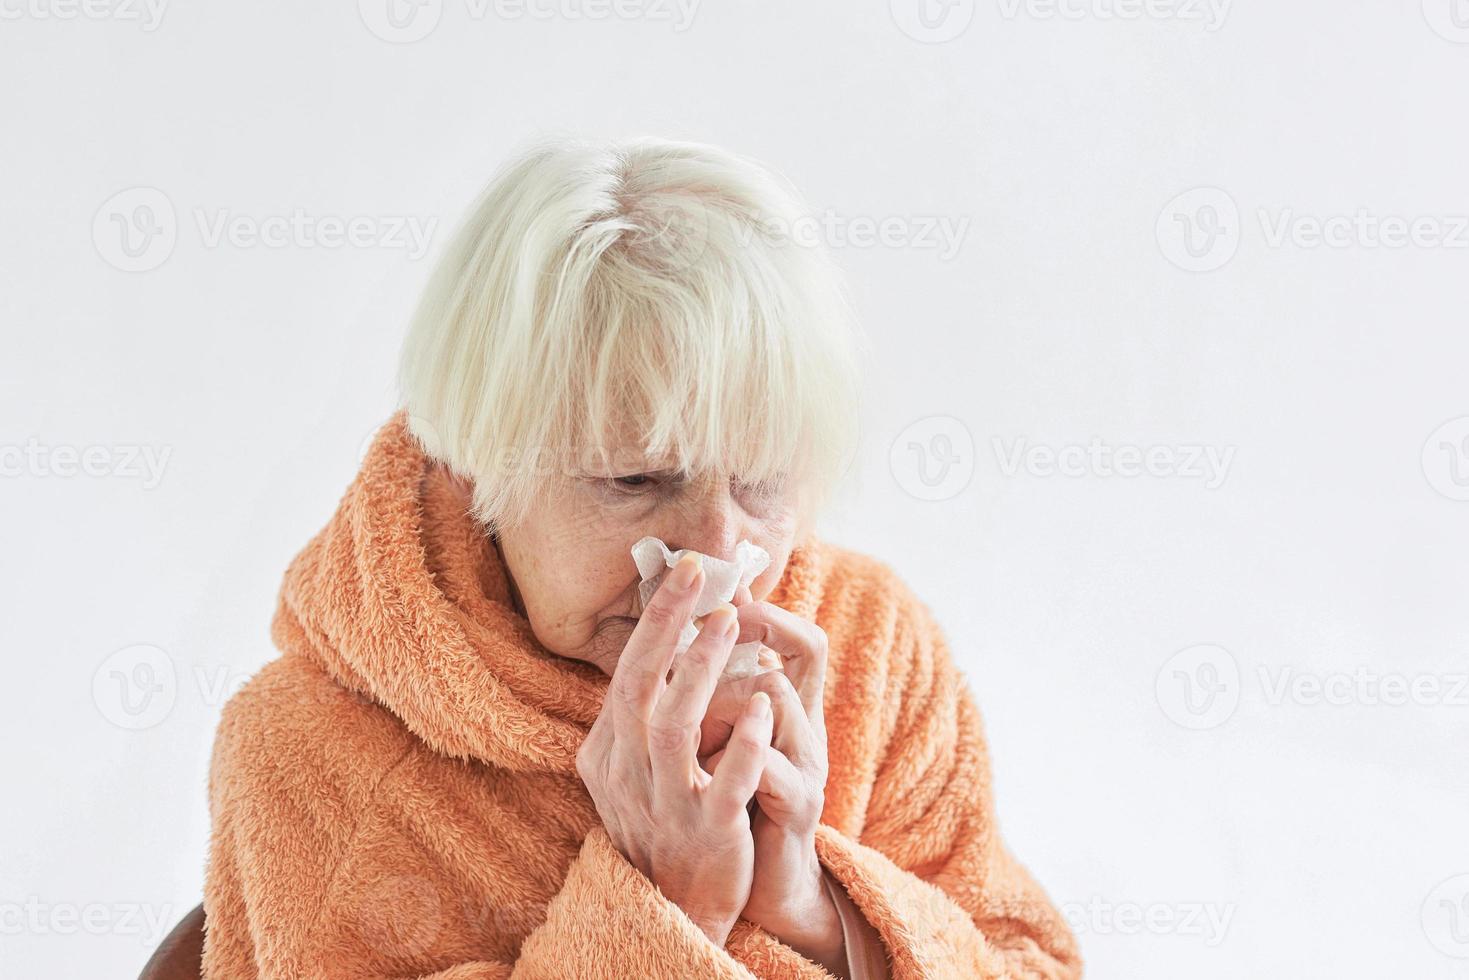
[612,474,653,490]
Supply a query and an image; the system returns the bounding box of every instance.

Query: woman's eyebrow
[610,465,685,481]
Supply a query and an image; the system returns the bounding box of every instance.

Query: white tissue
[630,535,775,678]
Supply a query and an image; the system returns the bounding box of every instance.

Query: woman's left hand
[699,601,847,974]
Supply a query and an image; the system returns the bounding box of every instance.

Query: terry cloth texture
[202,411,1082,979]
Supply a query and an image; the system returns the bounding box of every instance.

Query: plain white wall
[4,1,1467,976]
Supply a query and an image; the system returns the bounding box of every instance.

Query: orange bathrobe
[202,412,1082,979]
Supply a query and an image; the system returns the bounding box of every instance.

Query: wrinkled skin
[445,455,846,971]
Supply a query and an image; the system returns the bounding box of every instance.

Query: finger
[607,552,704,730]
[696,668,784,759]
[701,670,818,764]
[648,604,739,799]
[757,669,820,766]
[575,721,629,844]
[732,602,827,727]
[697,673,757,758]
[752,745,815,823]
[585,703,652,798]
[705,692,772,827]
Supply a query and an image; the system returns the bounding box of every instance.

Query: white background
[4,1,1468,976]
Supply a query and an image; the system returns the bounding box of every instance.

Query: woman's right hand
[575,552,775,947]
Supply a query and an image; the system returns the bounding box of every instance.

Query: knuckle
[682,637,725,671]
[754,671,787,697]
[612,675,651,712]
[733,729,769,755]
[640,595,683,629]
[575,743,599,783]
[648,719,697,755]
[808,625,829,662]
[765,670,800,703]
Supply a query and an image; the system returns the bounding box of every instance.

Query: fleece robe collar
[269,410,826,774]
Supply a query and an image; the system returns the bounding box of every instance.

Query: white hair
[397,135,864,537]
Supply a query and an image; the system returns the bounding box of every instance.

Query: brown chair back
[138,903,205,980]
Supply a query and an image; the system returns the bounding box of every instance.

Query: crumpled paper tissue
[630,535,776,678]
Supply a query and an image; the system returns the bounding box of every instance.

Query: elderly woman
[202,137,1081,979]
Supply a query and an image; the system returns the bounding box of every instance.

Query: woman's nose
[664,482,744,567]
[668,527,740,566]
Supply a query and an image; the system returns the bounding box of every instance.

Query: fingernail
[750,691,771,718]
[668,553,702,592]
[704,604,738,638]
